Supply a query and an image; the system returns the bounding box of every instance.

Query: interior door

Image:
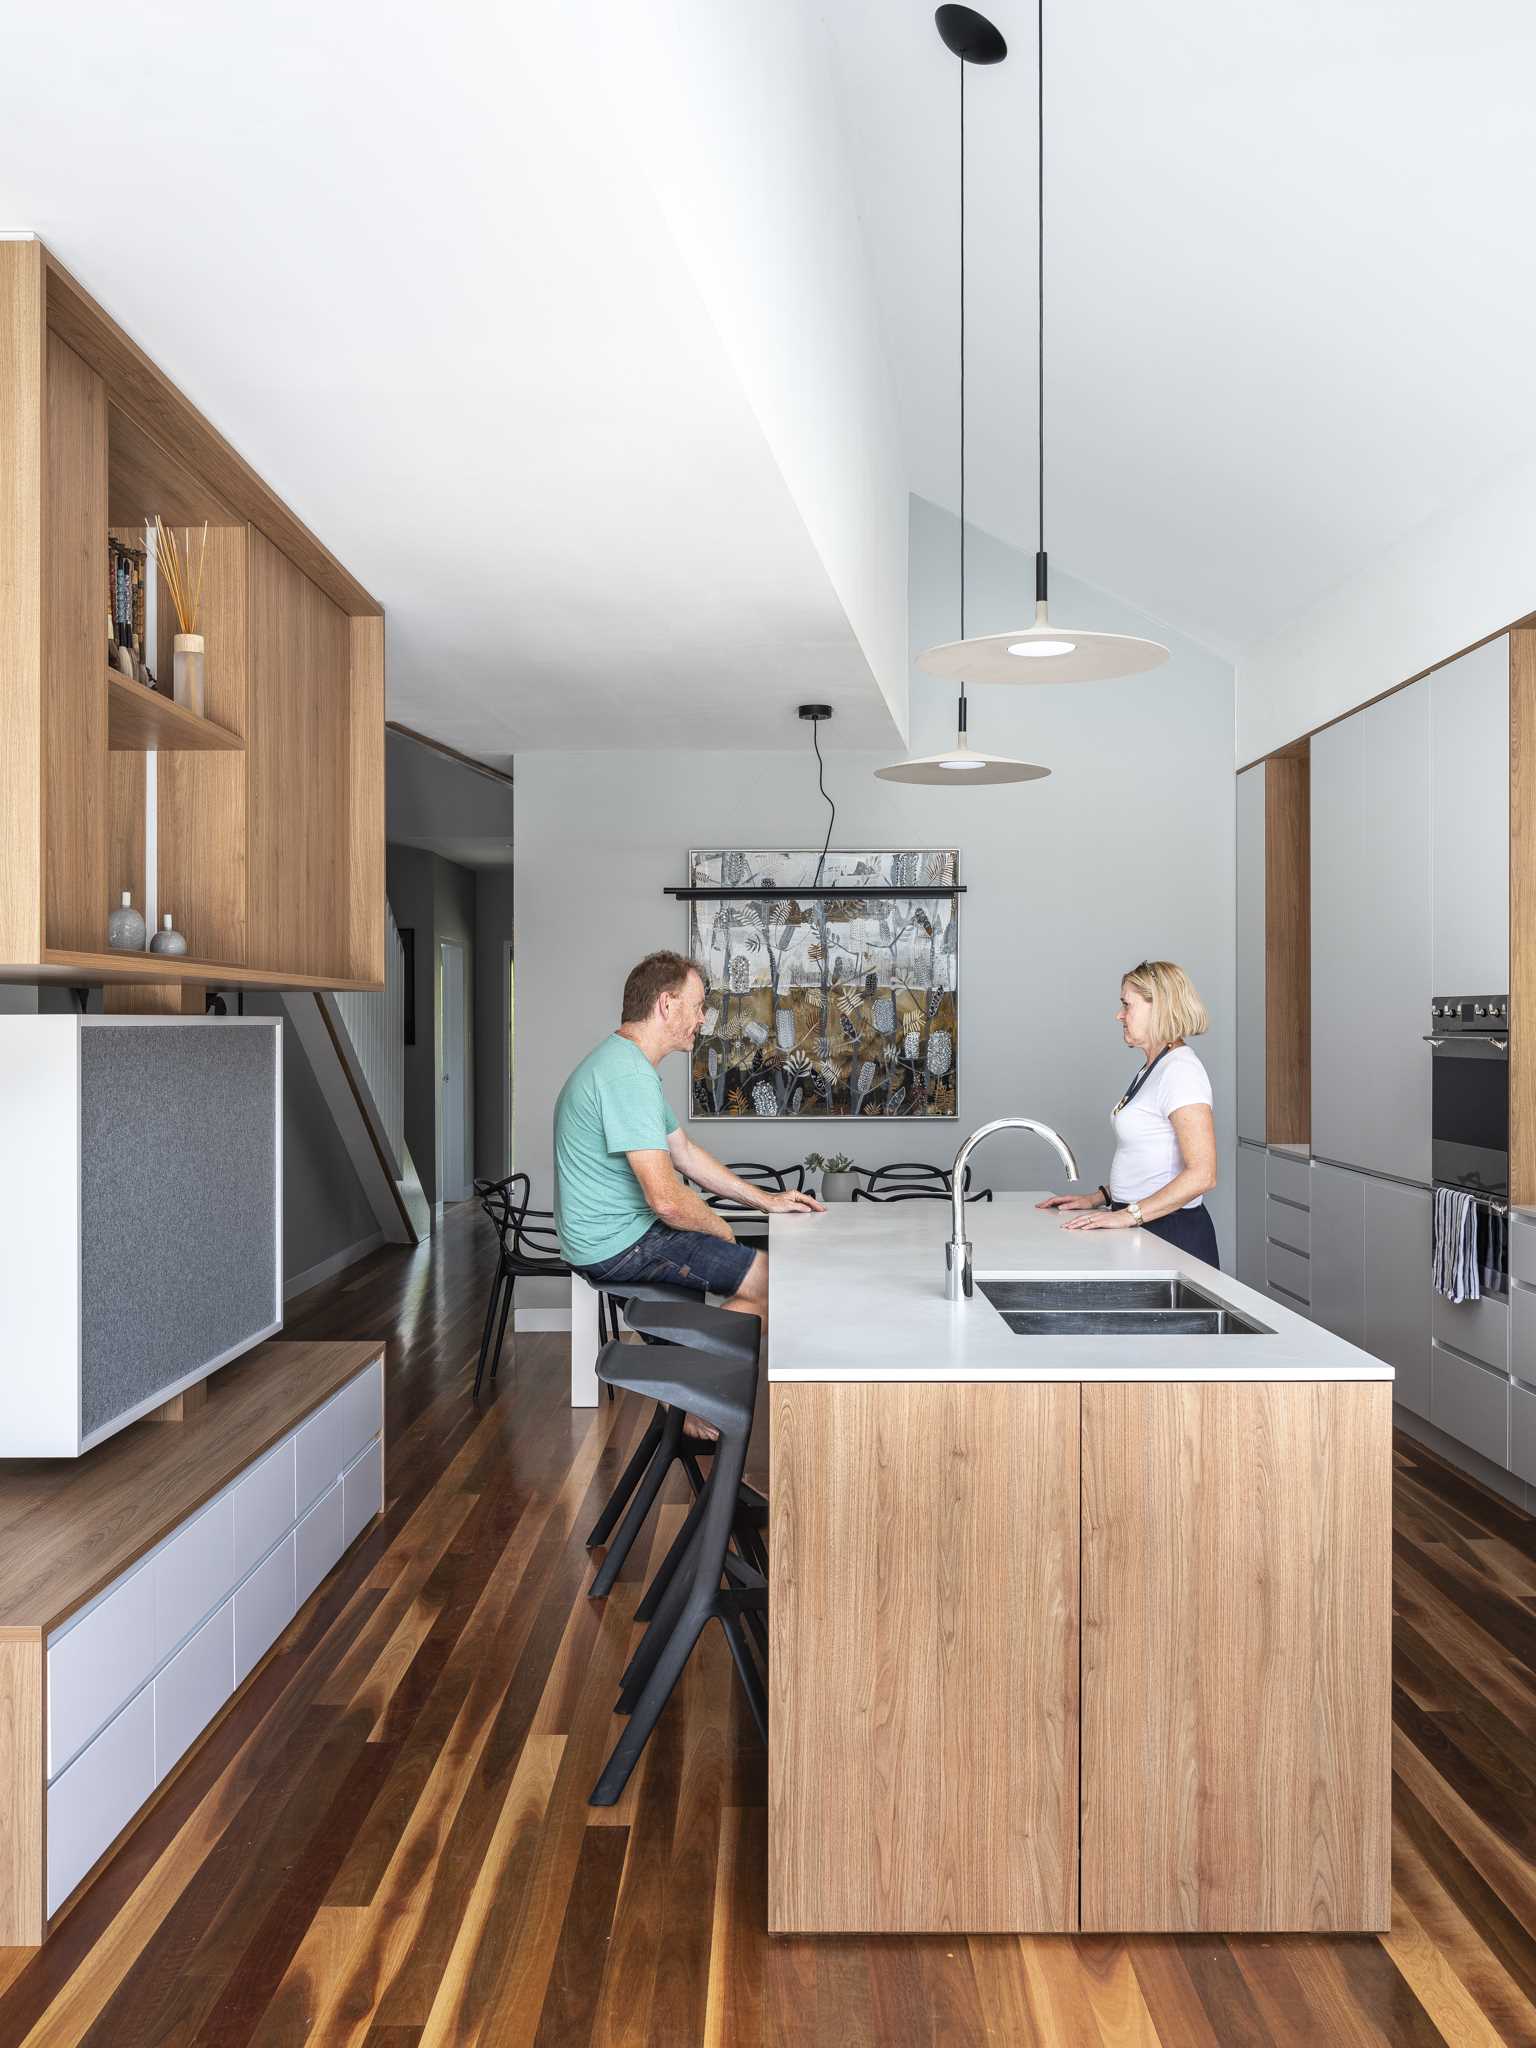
[439,940,468,1202]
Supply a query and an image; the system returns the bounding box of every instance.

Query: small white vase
[173,633,206,717]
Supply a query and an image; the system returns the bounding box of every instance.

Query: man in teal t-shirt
[555,950,823,1331]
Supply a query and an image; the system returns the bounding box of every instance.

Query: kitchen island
[767,1195,1392,1937]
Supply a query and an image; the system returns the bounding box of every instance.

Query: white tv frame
[0,1015,283,1456]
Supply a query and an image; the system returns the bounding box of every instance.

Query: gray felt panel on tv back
[80,1023,280,1439]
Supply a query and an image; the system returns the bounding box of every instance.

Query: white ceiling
[0,2,905,757]
[821,0,1536,656]
[7,2,1536,753]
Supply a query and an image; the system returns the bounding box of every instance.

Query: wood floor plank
[5,1203,1535,2048]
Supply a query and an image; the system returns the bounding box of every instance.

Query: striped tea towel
[1432,1186,1479,1303]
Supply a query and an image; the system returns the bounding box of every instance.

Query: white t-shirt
[1108,1045,1213,1208]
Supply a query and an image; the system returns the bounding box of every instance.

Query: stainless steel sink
[978,1277,1268,1336]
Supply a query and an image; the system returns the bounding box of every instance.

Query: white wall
[600,0,910,738]
[511,497,1235,1314]
[1236,441,1536,763]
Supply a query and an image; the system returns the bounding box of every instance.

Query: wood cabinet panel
[246,530,350,978]
[1264,749,1310,1144]
[1236,766,1266,1142]
[1081,1381,1392,1932]
[42,333,107,953]
[0,240,45,964]
[156,524,248,965]
[769,1380,1079,1933]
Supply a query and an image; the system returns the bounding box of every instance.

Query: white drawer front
[155,1600,233,1785]
[1266,1240,1310,1304]
[1265,1196,1310,1256]
[156,1493,234,1662]
[233,1438,296,1581]
[47,1687,155,1917]
[294,1396,346,1518]
[295,1481,344,1611]
[342,1437,383,1551]
[1432,1343,1510,1468]
[1265,1151,1312,1208]
[48,1560,156,1780]
[1511,1382,1536,1487]
[335,1360,384,1473]
[1511,1216,1536,1289]
[235,1531,296,1687]
[1432,1290,1509,1374]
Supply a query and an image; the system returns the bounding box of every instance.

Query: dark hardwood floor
[2,1203,1535,2045]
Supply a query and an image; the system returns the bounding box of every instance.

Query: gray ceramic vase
[148,914,189,956]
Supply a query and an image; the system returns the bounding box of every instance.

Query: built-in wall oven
[1426,994,1509,1293]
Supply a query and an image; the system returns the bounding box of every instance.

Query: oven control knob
[1474,1004,1487,1018]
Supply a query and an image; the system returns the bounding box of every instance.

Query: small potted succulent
[806,1151,858,1203]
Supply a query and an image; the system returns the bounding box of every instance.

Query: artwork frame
[686,849,960,1121]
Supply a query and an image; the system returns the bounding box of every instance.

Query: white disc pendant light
[914,0,1168,689]
[880,5,1049,787]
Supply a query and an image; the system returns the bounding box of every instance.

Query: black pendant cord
[957,48,969,741]
[1035,0,1047,605]
[811,716,836,888]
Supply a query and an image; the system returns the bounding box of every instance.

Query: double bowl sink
[978,1276,1268,1337]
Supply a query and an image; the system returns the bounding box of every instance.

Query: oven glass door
[1431,1039,1509,1198]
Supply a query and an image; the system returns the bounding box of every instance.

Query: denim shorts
[577,1221,757,1300]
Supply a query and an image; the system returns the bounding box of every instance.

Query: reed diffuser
[153,516,209,716]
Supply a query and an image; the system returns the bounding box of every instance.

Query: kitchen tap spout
[946,1118,1079,1300]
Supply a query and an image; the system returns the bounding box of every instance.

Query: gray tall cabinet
[1304,639,1509,1439]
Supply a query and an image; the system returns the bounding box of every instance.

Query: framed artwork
[686,850,959,1119]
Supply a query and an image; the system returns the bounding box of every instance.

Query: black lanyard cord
[1115,1044,1173,1115]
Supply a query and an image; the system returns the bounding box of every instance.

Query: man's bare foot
[682,1414,719,1442]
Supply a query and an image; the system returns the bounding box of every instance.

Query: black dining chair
[684,1160,806,1205]
[472,1173,572,1399]
[851,1162,993,1202]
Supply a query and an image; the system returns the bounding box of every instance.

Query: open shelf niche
[0,239,385,997]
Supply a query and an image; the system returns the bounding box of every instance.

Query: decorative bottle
[107,891,146,952]
[149,913,188,956]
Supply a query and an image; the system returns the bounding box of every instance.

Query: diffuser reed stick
[154,518,210,715]
[152,517,208,634]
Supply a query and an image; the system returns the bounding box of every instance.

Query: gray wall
[385,842,481,1208]
[387,728,516,860]
[242,995,380,1291]
[475,867,516,1180]
[511,497,1236,1313]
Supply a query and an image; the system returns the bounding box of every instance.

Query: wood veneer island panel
[769,1381,1081,1934]
[1080,1379,1392,1932]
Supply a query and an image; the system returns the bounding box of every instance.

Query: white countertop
[767,1193,1392,1383]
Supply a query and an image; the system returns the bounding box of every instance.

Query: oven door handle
[1424,1036,1445,1047]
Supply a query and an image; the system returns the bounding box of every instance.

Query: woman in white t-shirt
[1037,959,1220,1266]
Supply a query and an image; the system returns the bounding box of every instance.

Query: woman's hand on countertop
[1036,1192,1099,1212]
[1060,1208,1136,1231]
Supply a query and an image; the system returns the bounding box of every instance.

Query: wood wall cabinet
[1080,1381,1392,1933]
[0,239,384,996]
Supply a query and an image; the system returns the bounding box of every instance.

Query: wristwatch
[1126,1201,1145,1226]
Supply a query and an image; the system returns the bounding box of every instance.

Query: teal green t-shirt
[554,1034,680,1266]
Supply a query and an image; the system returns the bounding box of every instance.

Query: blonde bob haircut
[1121,960,1210,1045]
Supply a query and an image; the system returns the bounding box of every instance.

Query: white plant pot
[821,1171,856,1203]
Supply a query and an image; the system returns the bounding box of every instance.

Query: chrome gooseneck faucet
[946,1118,1080,1300]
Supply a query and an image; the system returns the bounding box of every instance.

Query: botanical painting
[687,850,958,1119]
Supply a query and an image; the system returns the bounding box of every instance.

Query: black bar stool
[588,1312,765,1806]
[581,1283,759,1600]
